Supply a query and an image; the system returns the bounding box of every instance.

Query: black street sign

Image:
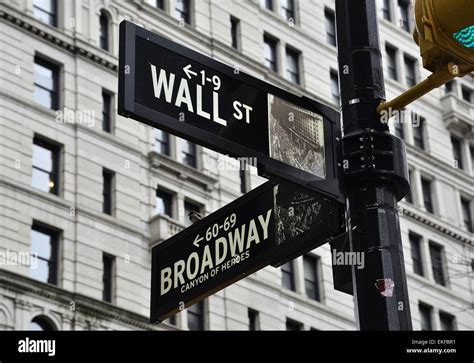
[118,20,343,202]
[151,181,344,322]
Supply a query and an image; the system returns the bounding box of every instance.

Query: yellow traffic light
[414,0,474,72]
[378,0,474,114]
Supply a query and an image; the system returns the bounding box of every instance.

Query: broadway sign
[151,181,344,322]
[118,20,342,201]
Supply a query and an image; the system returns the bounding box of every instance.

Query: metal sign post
[336,0,412,330]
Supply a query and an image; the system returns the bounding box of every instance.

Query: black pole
[335,0,413,330]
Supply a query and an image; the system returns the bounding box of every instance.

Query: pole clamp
[341,130,410,201]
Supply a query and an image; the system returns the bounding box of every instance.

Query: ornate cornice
[402,206,473,245]
[0,269,169,330]
[0,8,117,72]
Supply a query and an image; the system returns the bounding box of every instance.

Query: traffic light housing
[414,0,474,73]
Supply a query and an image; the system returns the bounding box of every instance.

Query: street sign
[118,20,343,202]
[151,181,344,322]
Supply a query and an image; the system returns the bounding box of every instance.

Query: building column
[62,314,75,330]
[169,0,176,19]
[404,114,415,146]
[14,299,32,330]
[24,0,33,15]
[432,179,445,216]
[419,236,431,280]
[453,189,465,229]
[180,309,189,330]
[176,194,185,225]
[432,307,441,331]
[411,168,424,208]
[294,256,305,295]
[463,140,473,175]
[423,239,435,283]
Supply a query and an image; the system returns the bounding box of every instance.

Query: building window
[405,170,413,203]
[382,0,391,20]
[240,169,248,194]
[286,318,303,331]
[412,114,425,150]
[421,178,433,214]
[102,168,114,215]
[445,80,454,94]
[32,137,59,195]
[394,121,404,140]
[102,254,115,303]
[168,315,177,325]
[156,189,173,216]
[330,70,340,106]
[30,224,58,285]
[385,45,398,81]
[418,303,433,331]
[184,201,201,227]
[30,316,56,331]
[99,10,110,51]
[230,17,240,50]
[33,0,57,26]
[461,198,473,232]
[34,56,59,110]
[280,0,295,22]
[451,136,464,170]
[261,0,273,11]
[248,309,259,331]
[429,242,446,286]
[156,0,164,9]
[471,146,474,174]
[154,129,170,156]
[325,8,336,46]
[398,0,410,32]
[175,0,191,24]
[303,255,320,301]
[404,56,417,86]
[285,47,300,84]
[187,302,204,330]
[439,311,456,331]
[102,90,112,133]
[263,35,278,72]
[179,139,197,168]
[461,87,472,103]
[409,232,423,276]
[281,261,296,291]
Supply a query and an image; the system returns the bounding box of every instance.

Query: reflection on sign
[268,95,326,178]
[274,185,325,245]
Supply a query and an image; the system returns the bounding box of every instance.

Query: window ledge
[406,144,474,188]
[0,269,159,330]
[440,93,474,135]
[149,214,186,246]
[407,270,471,302]
[380,17,416,41]
[401,203,473,245]
[148,151,217,191]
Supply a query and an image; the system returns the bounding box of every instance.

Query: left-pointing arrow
[193,234,203,248]
[183,64,197,79]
